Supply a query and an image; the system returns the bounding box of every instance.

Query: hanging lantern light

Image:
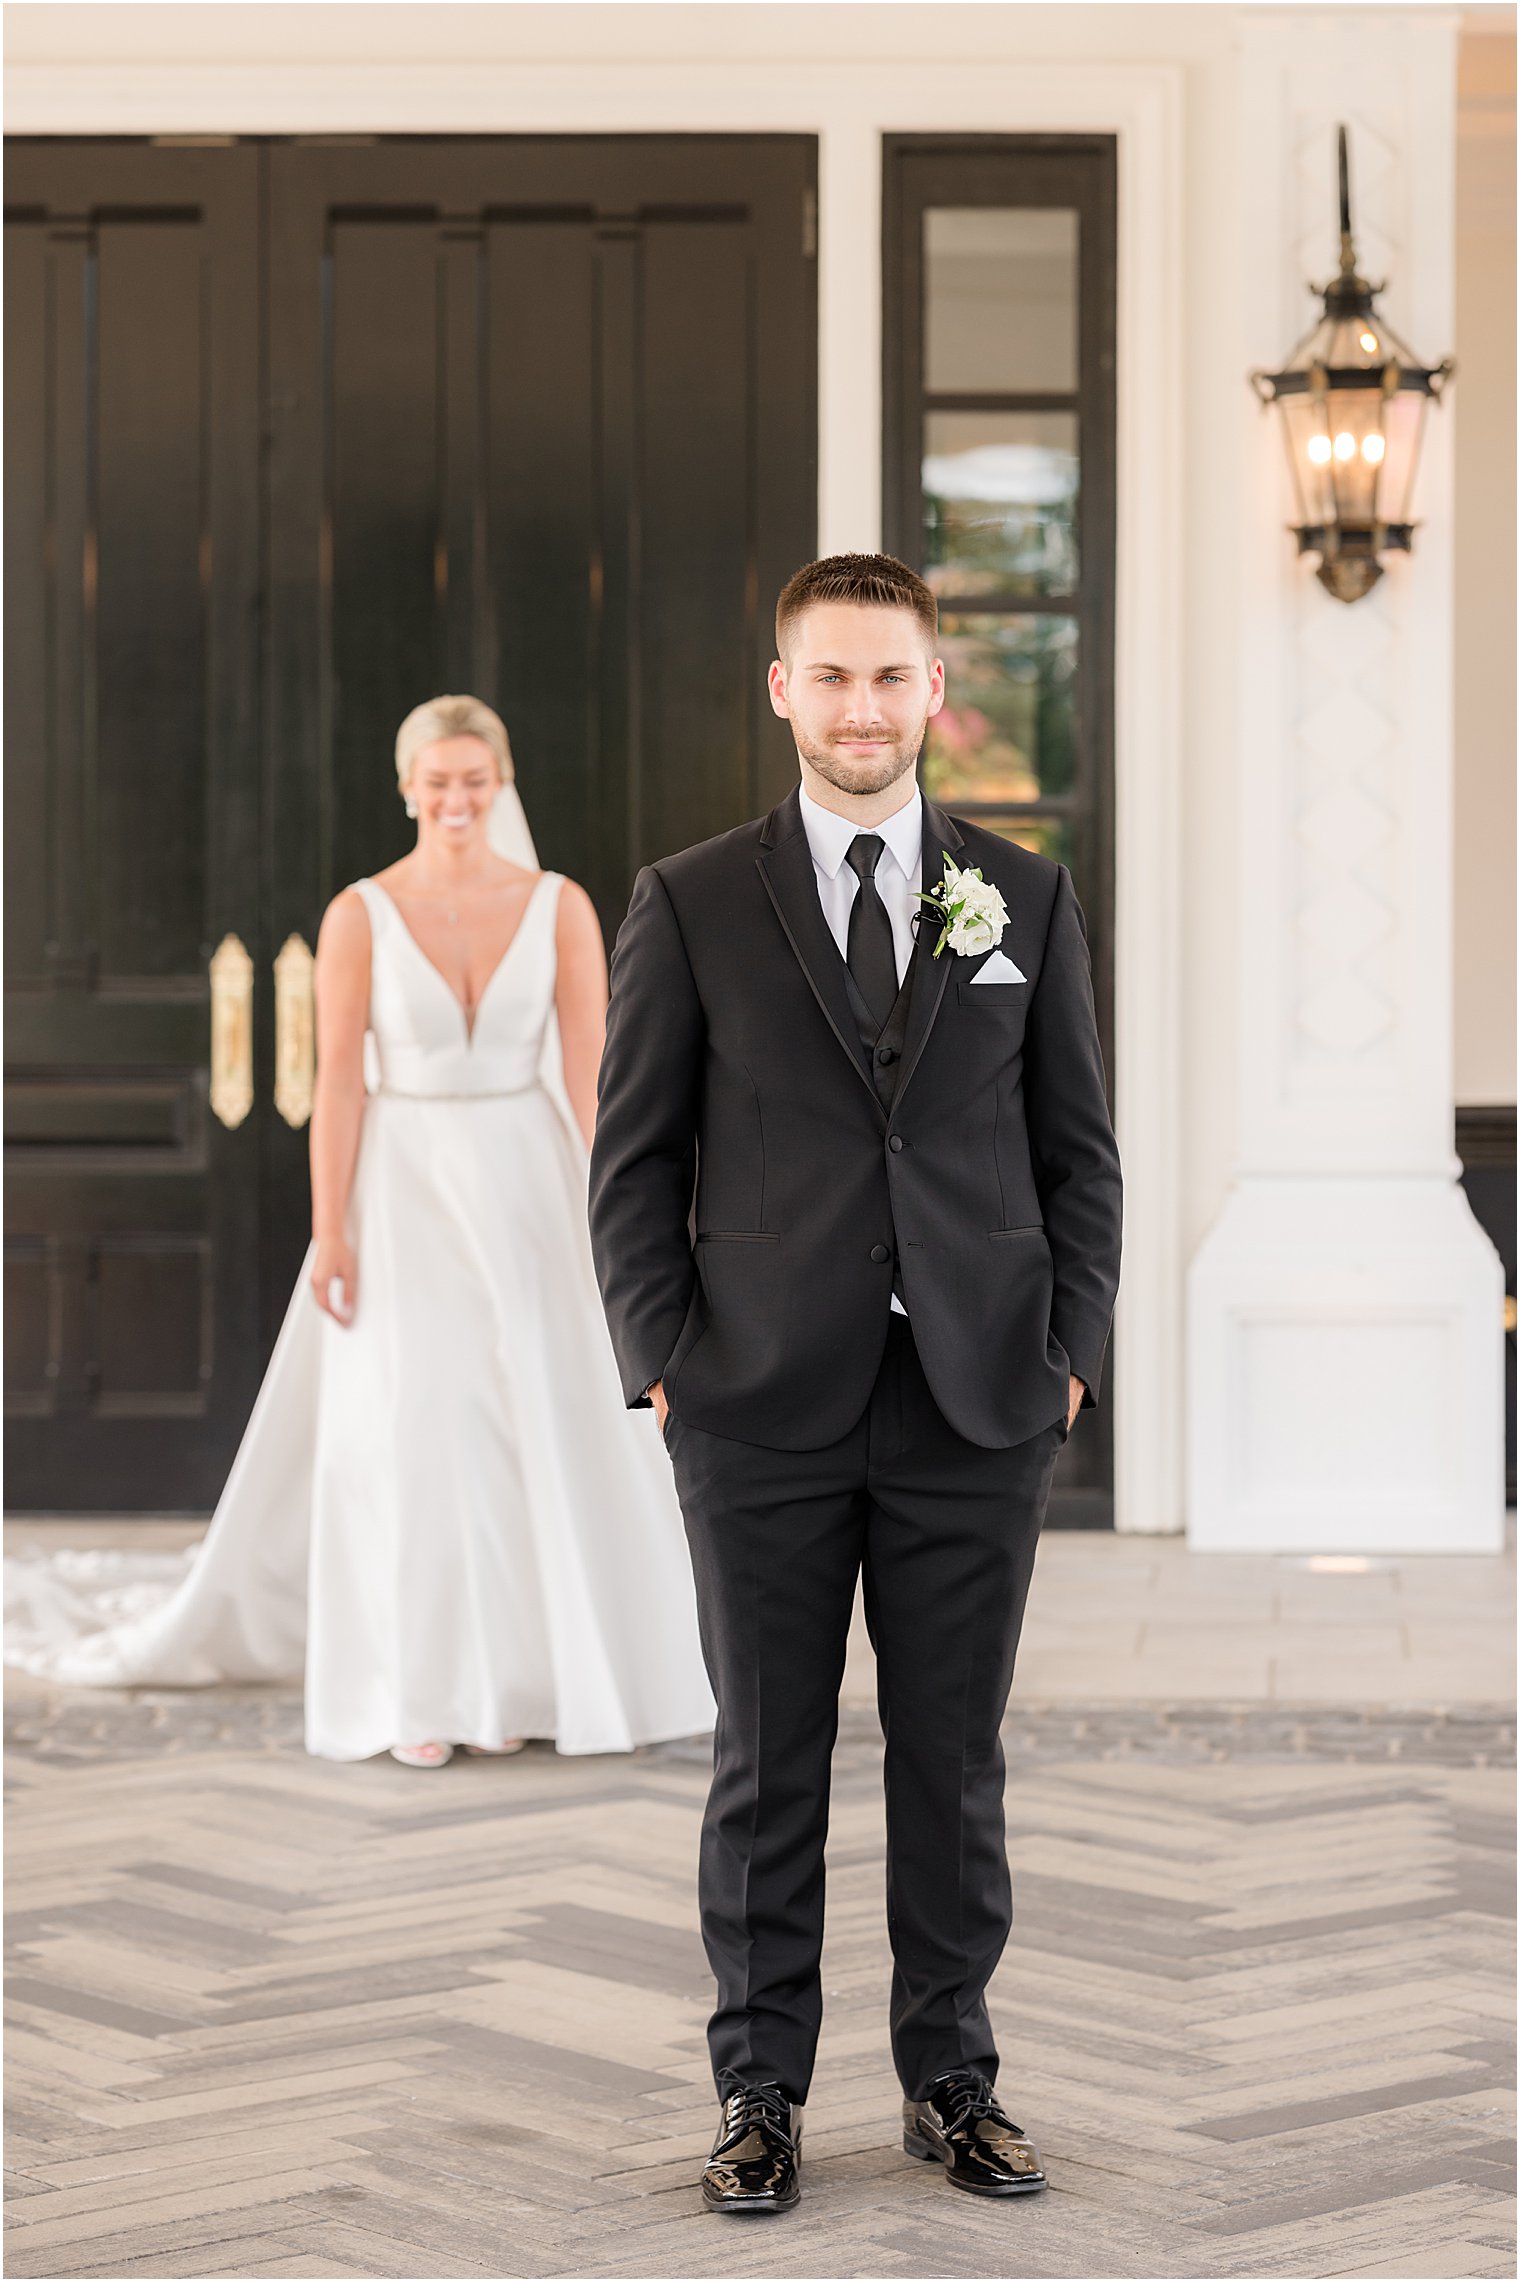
[1251,125,1454,603]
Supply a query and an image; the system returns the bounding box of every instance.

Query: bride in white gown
[4,696,715,1765]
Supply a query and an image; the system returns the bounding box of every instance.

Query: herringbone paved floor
[5,1691,1514,2282]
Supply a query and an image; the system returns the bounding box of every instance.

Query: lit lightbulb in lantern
[1359,330,1379,353]
[1306,433,1333,465]
[1333,431,1356,461]
[1361,433,1385,465]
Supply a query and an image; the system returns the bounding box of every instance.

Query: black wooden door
[4,134,818,1513]
[5,143,264,1513]
[260,136,817,1336]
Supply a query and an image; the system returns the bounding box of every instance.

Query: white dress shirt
[797,783,923,984]
[798,783,922,1316]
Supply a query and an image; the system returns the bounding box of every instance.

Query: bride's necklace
[409,877,487,929]
[406,890,464,929]
[402,871,525,936]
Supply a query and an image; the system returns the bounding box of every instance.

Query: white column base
[1187,1177,1507,1552]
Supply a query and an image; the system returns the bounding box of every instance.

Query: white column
[816,118,882,556]
[1187,10,1505,1552]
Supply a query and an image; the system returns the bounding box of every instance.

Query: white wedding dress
[4,856,715,1760]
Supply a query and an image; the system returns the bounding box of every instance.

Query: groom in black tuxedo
[590,554,1121,2213]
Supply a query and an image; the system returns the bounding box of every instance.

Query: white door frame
[9,51,1187,1532]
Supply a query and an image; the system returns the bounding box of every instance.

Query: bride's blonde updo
[394,695,514,789]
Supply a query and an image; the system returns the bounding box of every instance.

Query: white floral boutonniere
[916,854,1010,959]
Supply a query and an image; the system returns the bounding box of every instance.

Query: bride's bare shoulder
[554,874,600,931]
[553,877,607,980]
[487,851,541,892]
[316,884,372,963]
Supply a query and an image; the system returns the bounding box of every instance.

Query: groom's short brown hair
[775,553,938,660]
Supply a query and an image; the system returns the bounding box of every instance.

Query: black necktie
[846,834,899,1032]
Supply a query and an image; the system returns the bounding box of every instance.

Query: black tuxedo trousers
[671,1315,1062,2104]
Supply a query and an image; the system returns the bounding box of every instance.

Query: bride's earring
[404,794,418,820]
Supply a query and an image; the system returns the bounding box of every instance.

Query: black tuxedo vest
[843,921,928,1301]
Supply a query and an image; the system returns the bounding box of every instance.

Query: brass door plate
[208,934,254,1130]
[273,933,316,1129]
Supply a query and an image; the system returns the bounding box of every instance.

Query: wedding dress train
[4,864,715,1760]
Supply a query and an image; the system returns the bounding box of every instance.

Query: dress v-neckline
[368,872,549,1045]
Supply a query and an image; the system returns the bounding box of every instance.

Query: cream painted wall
[1178,38,1244,1260]
[1454,25,1517,1108]
[1,2,1238,68]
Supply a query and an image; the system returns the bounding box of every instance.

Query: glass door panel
[925,615,1078,804]
[924,208,1079,392]
[922,410,1080,597]
[885,136,1117,1526]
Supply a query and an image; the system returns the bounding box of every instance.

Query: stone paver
[4,1518,1514,2279]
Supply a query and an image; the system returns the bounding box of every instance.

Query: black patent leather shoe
[903,2071,1046,2196]
[701,2083,802,2214]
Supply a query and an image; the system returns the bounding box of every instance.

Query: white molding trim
[8,54,1188,1533]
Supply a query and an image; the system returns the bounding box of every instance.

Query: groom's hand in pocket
[311,1239,359,1328]
[647,1380,670,1435]
[1067,1375,1086,1431]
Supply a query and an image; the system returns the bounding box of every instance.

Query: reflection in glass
[924,616,1078,805]
[923,411,1078,596]
[973,812,1073,869]
[925,209,1079,395]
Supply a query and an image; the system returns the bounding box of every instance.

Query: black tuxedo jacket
[588,787,1122,1451]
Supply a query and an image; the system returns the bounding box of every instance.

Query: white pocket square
[970,950,1026,985]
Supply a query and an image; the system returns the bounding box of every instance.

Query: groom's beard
[793,721,926,799]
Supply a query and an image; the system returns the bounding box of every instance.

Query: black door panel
[261,137,817,1335]
[4,143,262,1512]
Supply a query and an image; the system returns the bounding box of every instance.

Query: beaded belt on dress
[376,1082,538,1101]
